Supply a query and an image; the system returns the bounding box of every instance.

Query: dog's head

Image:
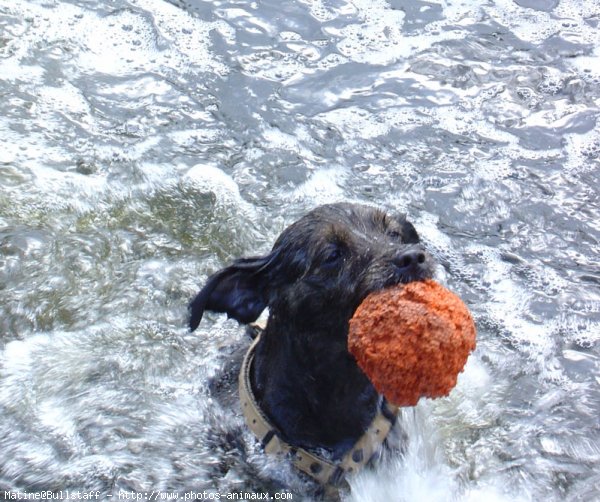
[189,203,434,332]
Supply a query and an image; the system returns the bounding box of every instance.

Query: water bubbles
[237,50,306,82]
[329,0,408,65]
[1,0,599,498]
[288,166,347,204]
[303,0,338,22]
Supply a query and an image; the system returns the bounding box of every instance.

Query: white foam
[0,59,45,84]
[180,163,261,236]
[38,399,78,439]
[288,167,347,204]
[328,0,407,64]
[238,49,307,83]
[262,125,310,155]
[466,245,563,373]
[184,164,240,196]
[301,0,338,22]
[347,455,456,502]
[347,388,530,502]
[0,1,228,79]
[315,52,349,70]
[0,0,234,224]
[413,211,468,279]
[37,83,92,117]
[317,106,391,139]
[566,44,600,80]
[501,0,598,45]
[323,0,467,65]
[562,125,600,175]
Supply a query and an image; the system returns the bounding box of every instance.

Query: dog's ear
[401,220,420,244]
[393,214,420,244]
[188,254,277,331]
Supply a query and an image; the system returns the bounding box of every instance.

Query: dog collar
[238,332,399,488]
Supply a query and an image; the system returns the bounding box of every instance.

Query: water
[0,0,599,500]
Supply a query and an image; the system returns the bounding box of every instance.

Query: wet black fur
[189,203,434,458]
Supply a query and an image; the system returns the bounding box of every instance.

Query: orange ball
[348,280,476,407]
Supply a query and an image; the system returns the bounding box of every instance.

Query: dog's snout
[393,250,428,277]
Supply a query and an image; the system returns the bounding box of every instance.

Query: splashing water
[1,0,599,500]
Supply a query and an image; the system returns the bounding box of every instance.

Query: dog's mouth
[375,260,434,294]
[351,261,434,320]
[389,268,432,287]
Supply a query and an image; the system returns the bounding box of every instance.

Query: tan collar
[238,332,399,487]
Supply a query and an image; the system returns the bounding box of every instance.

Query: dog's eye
[387,230,402,239]
[322,247,343,266]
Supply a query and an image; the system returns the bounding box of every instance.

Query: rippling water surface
[1,0,599,500]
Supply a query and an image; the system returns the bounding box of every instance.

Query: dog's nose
[393,250,427,275]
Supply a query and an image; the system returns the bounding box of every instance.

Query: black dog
[189,203,434,483]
